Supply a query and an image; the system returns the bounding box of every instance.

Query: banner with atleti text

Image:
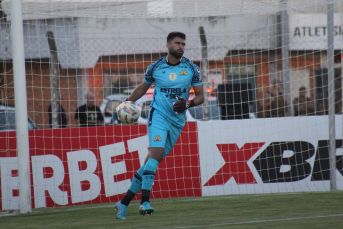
[0,116,342,211]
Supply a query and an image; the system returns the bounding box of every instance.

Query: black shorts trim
[148,107,155,126]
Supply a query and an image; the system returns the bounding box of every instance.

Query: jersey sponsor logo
[154,136,162,141]
[160,88,187,99]
[169,73,177,81]
[180,70,188,75]
[160,88,186,93]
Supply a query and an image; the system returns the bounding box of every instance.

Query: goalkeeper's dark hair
[167,32,186,43]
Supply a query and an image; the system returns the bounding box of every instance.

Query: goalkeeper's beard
[169,49,183,59]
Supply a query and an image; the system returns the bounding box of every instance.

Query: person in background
[317,98,328,115]
[48,92,67,128]
[75,92,104,127]
[270,79,288,117]
[257,88,272,118]
[293,86,315,116]
[258,80,288,118]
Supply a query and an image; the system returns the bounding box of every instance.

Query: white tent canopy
[1,0,342,68]
[1,0,339,20]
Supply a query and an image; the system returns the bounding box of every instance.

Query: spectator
[48,92,67,128]
[258,79,288,118]
[317,98,328,115]
[293,86,315,116]
[270,79,288,117]
[75,92,104,127]
[257,88,272,118]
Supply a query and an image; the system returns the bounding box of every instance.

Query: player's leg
[142,147,164,204]
[138,123,182,216]
[139,147,164,215]
[115,164,145,219]
[139,109,168,215]
[123,165,145,205]
[163,123,183,160]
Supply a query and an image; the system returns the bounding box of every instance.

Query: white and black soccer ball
[116,101,140,123]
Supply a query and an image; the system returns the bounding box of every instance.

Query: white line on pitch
[165,214,343,229]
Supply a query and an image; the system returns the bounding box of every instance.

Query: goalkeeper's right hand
[173,96,195,114]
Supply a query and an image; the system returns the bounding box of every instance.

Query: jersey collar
[166,55,182,66]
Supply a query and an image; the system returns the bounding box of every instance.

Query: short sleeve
[191,64,202,86]
[144,64,155,84]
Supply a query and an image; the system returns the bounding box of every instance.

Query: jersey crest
[169,73,177,81]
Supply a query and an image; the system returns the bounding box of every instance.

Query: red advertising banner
[0,123,201,210]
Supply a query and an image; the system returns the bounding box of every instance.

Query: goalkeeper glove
[173,96,195,114]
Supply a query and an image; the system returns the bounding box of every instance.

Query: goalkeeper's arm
[173,85,204,114]
[126,81,151,102]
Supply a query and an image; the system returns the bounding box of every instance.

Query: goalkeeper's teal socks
[120,158,159,206]
[129,165,145,194]
[141,158,159,204]
[121,165,145,206]
[142,158,159,191]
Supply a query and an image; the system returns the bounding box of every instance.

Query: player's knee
[148,147,164,162]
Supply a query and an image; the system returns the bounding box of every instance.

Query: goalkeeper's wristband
[186,100,195,109]
[173,96,195,114]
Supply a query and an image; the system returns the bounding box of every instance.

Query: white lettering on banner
[279,164,292,173]
[100,142,131,197]
[289,14,343,50]
[67,150,101,203]
[279,150,294,173]
[127,135,149,167]
[99,135,149,197]
[0,157,19,210]
[0,136,149,209]
[32,155,68,208]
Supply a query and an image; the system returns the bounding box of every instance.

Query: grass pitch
[1,191,343,229]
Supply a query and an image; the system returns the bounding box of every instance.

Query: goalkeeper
[115,31,204,219]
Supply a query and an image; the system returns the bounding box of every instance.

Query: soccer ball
[116,101,140,123]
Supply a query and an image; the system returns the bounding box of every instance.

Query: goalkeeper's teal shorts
[147,108,183,159]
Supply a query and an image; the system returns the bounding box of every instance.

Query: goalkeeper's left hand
[173,96,195,114]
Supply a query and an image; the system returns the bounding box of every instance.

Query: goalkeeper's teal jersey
[144,56,202,128]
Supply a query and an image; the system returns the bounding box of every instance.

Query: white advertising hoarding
[198,116,343,196]
[289,14,343,50]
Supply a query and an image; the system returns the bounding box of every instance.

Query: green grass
[1,191,343,229]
